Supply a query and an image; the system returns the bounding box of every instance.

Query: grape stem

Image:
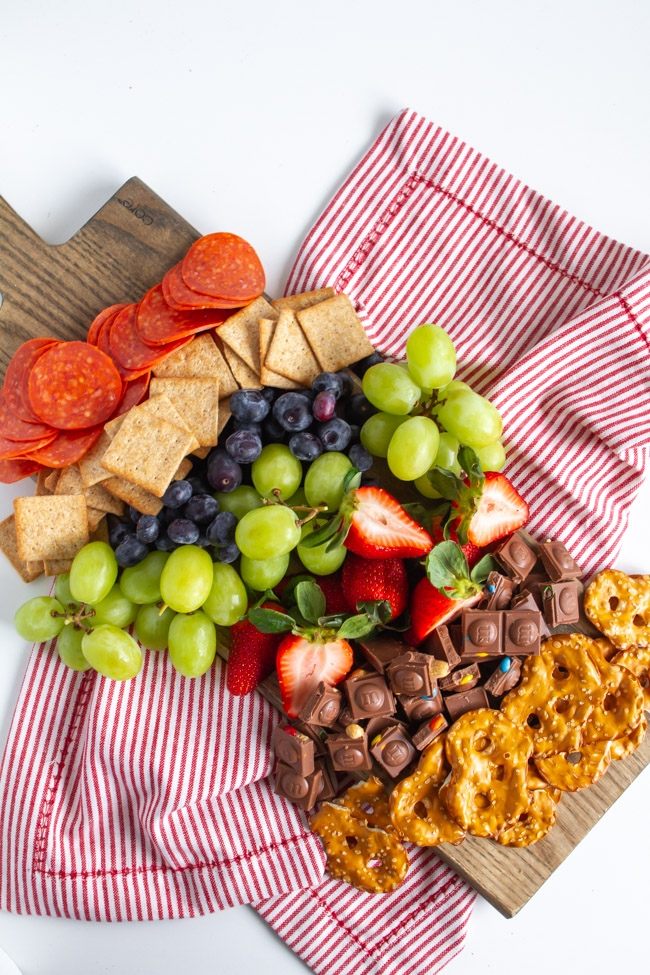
[264,489,327,527]
[51,603,96,633]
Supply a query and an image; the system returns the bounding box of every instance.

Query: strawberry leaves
[426,446,485,545]
[249,578,381,641]
[425,539,496,599]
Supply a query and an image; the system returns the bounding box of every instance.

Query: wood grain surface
[1,179,647,918]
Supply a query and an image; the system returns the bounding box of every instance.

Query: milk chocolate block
[483,571,516,611]
[326,731,373,772]
[461,610,503,658]
[412,714,448,750]
[299,681,343,728]
[511,588,550,633]
[387,652,438,696]
[344,673,396,721]
[365,716,404,740]
[538,539,582,582]
[370,725,417,777]
[275,763,323,810]
[484,656,522,697]
[335,705,356,729]
[503,610,542,656]
[399,689,444,723]
[541,581,580,626]
[273,724,315,775]
[516,571,549,598]
[358,634,411,674]
[439,663,481,694]
[421,625,461,669]
[292,720,328,756]
[315,759,338,802]
[494,533,537,584]
[444,685,489,721]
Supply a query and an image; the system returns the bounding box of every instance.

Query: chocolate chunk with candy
[484,656,522,697]
[399,689,444,723]
[444,685,489,722]
[370,725,417,777]
[366,716,404,740]
[420,624,461,670]
[538,539,582,582]
[439,663,481,694]
[482,571,516,610]
[358,634,411,675]
[298,681,343,728]
[503,610,542,656]
[541,580,580,626]
[461,609,503,660]
[387,651,444,697]
[511,589,550,636]
[412,713,448,750]
[494,533,537,584]
[448,624,463,654]
[273,724,315,775]
[335,705,356,729]
[292,720,329,756]
[326,729,373,772]
[275,762,324,810]
[344,672,396,721]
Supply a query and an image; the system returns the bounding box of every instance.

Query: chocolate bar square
[538,540,582,582]
[482,571,516,610]
[275,763,323,810]
[292,720,329,756]
[399,689,444,723]
[326,731,372,772]
[503,610,542,656]
[298,681,343,728]
[494,533,537,584]
[335,705,356,730]
[484,656,522,698]
[444,686,489,721]
[358,634,411,674]
[387,652,437,696]
[370,725,417,777]
[314,759,338,802]
[365,716,404,740]
[273,724,315,775]
[461,610,503,658]
[344,673,396,721]
[420,625,461,669]
[541,581,580,626]
[439,663,481,694]
[412,714,448,750]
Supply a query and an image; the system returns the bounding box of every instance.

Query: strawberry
[343,487,433,559]
[430,514,483,569]
[276,633,354,718]
[465,472,529,546]
[313,572,349,615]
[405,577,482,646]
[341,554,408,620]
[226,601,285,696]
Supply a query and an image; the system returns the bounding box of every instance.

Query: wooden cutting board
[1,180,648,918]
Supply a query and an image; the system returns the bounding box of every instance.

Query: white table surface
[1,1,649,972]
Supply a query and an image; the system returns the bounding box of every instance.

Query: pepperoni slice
[109,303,193,374]
[0,457,43,483]
[96,307,124,359]
[4,339,59,423]
[136,285,231,346]
[28,342,122,430]
[181,233,265,301]
[0,429,58,461]
[0,386,56,442]
[110,372,150,418]
[163,263,246,311]
[87,303,128,346]
[25,426,103,468]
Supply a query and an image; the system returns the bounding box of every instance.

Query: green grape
[362,362,421,415]
[119,551,169,604]
[240,553,290,590]
[474,441,506,472]
[286,485,307,508]
[214,485,263,520]
[235,505,301,560]
[360,412,408,458]
[57,625,91,671]
[81,624,142,680]
[414,473,441,499]
[69,541,118,605]
[297,520,347,575]
[135,603,176,651]
[90,584,138,628]
[304,452,352,512]
[434,432,461,475]
[160,545,214,613]
[168,611,217,678]
[438,380,471,400]
[14,596,64,643]
[438,390,503,447]
[202,563,248,626]
[54,573,77,609]
[387,416,440,481]
[251,444,303,500]
[406,323,456,389]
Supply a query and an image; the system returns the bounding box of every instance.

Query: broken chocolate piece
[541,580,580,626]
[344,673,396,721]
[444,685,489,721]
[439,663,481,693]
[326,731,373,772]
[503,610,542,656]
[421,624,461,669]
[370,725,417,777]
[275,763,323,810]
[494,533,537,584]
[484,656,522,697]
[298,681,343,728]
[482,571,516,610]
[314,759,338,802]
[399,690,444,723]
[461,609,503,659]
[538,540,582,583]
[412,714,448,750]
[357,634,411,674]
[292,720,329,756]
[511,589,550,636]
[386,651,439,696]
[273,724,315,775]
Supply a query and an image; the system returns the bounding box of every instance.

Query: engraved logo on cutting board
[114,197,154,225]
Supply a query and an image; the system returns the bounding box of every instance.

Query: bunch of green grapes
[359,323,506,492]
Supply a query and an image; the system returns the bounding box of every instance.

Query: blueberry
[232,418,262,435]
[230,389,270,423]
[336,370,355,396]
[160,506,178,526]
[345,393,378,425]
[207,510,238,545]
[129,505,141,524]
[136,514,160,544]
[317,418,352,451]
[348,423,361,444]
[187,475,210,496]
[195,534,212,551]
[289,432,324,462]
[109,521,134,548]
[260,387,278,405]
[226,429,263,464]
[353,351,384,377]
[313,390,337,422]
[184,494,220,524]
[161,479,193,509]
[155,533,179,552]
[361,476,381,488]
[262,415,287,443]
[348,443,373,472]
[114,534,149,567]
[312,372,344,398]
[207,448,243,493]
[167,519,200,545]
[273,392,313,432]
[214,541,240,563]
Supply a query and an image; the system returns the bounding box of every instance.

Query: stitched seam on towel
[617,293,650,355]
[336,172,605,300]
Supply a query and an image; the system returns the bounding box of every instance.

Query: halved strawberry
[344,487,433,560]
[466,472,529,546]
[404,577,482,646]
[430,514,483,569]
[276,633,354,718]
[227,601,286,696]
[341,554,408,620]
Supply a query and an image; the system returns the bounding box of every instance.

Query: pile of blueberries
[109,356,383,568]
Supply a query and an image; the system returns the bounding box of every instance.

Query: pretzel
[495,788,559,847]
[579,636,644,743]
[584,570,650,649]
[534,741,612,792]
[389,737,465,846]
[613,645,650,711]
[444,709,532,838]
[309,802,409,893]
[609,713,647,761]
[526,761,562,803]
[334,776,394,832]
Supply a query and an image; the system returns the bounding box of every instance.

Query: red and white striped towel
[1,109,649,975]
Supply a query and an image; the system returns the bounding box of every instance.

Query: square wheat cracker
[90,519,110,545]
[258,319,301,389]
[43,469,61,493]
[265,308,321,385]
[101,410,193,498]
[14,495,88,562]
[54,466,84,496]
[44,558,74,577]
[86,507,107,531]
[216,296,277,375]
[78,430,113,486]
[0,515,43,582]
[103,477,163,516]
[271,288,335,313]
[35,470,53,496]
[152,333,238,398]
[137,394,200,452]
[54,465,124,516]
[297,294,373,372]
[221,344,262,389]
[149,378,220,447]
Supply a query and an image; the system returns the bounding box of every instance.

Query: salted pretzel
[535,741,612,792]
[444,709,532,838]
[609,713,647,761]
[334,776,394,832]
[495,788,559,848]
[613,645,650,711]
[584,570,650,649]
[389,737,465,846]
[309,802,409,893]
[580,636,644,743]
